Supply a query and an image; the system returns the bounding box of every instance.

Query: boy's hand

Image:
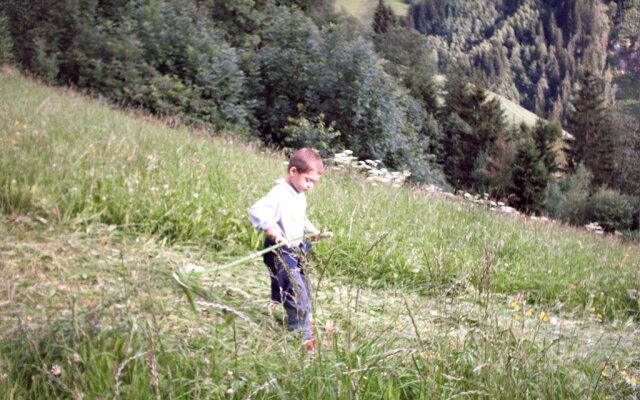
[275,236,291,247]
[266,229,289,247]
[320,230,334,239]
[310,230,333,241]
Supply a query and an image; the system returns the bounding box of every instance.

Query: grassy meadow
[1,68,639,399]
[335,0,409,22]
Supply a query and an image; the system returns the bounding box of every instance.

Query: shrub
[282,113,341,157]
[545,164,592,224]
[584,188,634,233]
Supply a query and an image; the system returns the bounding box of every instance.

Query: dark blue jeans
[263,239,313,340]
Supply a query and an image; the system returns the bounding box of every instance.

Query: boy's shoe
[303,337,316,353]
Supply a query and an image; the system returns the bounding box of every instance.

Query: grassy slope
[486,91,540,127]
[335,0,409,22]
[2,69,640,398]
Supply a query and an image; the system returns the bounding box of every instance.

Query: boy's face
[287,163,323,193]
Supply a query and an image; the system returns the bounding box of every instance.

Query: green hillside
[335,0,409,21]
[434,73,567,136]
[2,69,640,398]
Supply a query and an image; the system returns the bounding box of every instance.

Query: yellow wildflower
[539,311,549,323]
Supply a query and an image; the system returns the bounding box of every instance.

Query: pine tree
[510,132,549,214]
[440,75,508,191]
[566,70,615,187]
[508,120,561,214]
[372,0,397,35]
[532,119,562,175]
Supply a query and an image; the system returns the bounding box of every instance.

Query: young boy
[248,148,329,350]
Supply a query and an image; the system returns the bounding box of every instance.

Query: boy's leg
[275,247,313,340]
[262,238,281,304]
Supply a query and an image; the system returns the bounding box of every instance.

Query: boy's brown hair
[288,148,324,173]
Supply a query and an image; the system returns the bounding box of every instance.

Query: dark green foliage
[546,164,592,224]
[199,0,266,48]
[2,0,76,81]
[246,12,443,182]
[247,8,318,144]
[532,120,562,174]
[371,24,445,167]
[274,0,338,25]
[3,0,248,129]
[136,1,248,126]
[74,3,147,102]
[566,70,616,187]
[281,112,341,156]
[372,0,398,34]
[584,188,634,232]
[0,12,14,64]
[408,0,612,123]
[2,0,34,68]
[509,128,549,214]
[611,112,640,197]
[373,25,440,114]
[616,0,640,38]
[440,75,509,191]
[307,23,438,180]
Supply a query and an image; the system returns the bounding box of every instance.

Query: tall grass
[0,69,276,250]
[1,68,639,316]
[2,220,637,399]
[1,69,639,398]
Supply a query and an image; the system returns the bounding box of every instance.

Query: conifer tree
[566,70,615,187]
[509,120,561,214]
[510,133,549,214]
[372,0,397,35]
[440,75,508,191]
[532,119,562,175]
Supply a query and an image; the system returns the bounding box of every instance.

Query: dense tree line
[1,0,639,233]
[409,0,614,122]
[406,0,640,231]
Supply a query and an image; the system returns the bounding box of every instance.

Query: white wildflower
[50,364,62,377]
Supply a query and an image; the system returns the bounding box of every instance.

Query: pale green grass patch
[335,0,409,22]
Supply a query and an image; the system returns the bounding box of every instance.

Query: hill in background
[335,0,409,20]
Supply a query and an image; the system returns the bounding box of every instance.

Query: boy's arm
[304,217,333,240]
[303,217,320,236]
[248,190,287,244]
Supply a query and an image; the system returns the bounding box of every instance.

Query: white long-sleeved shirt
[248,179,319,245]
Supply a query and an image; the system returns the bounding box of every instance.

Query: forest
[1,0,639,235]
